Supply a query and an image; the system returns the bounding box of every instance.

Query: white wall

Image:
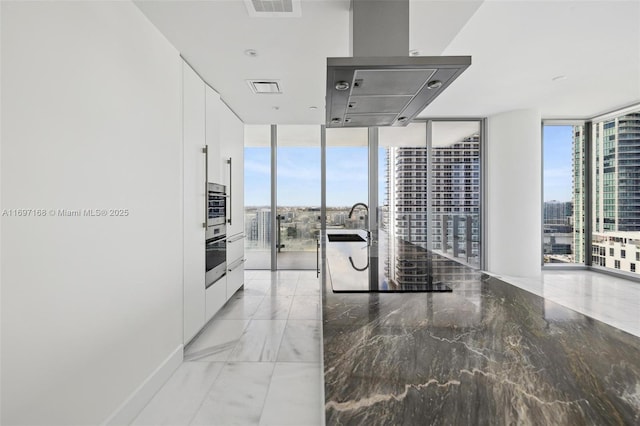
[486,109,542,278]
[1,2,183,424]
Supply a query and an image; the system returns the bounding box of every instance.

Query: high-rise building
[387,135,481,286]
[572,125,586,263]
[543,201,572,225]
[591,112,640,274]
[246,208,271,248]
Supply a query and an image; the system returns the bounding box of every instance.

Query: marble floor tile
[132,362,224,426]
[277,320,321,363]
[213,295,264,320]
[289,296,321,320]
[184,320,249,362]
[227,319,287,362]
[298,271,319,279]
[266,279,298,297]
[190,362,275,426]
[253,296,294,320]
[244,270,270,280]
[259,362,322,426]
[296,278,321,296]
[272,270,302,280]
[238,284,271,297]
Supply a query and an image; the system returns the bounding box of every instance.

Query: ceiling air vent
[244,0,301,18]
[247,80,282,94]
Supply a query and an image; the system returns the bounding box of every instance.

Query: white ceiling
[135,0,640,125]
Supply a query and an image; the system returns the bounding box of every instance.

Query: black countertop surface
[326,229,473,292]
[322,233,640,425]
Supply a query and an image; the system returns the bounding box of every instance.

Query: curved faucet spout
[348,202,369,218]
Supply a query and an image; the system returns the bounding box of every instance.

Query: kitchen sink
[327,233,366,242]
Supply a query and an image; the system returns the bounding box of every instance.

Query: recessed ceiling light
[426,80,443,90]
[409,49,420,56]
[335,81,350,91]
[244,49,258,57]
[309,106,318,110]
[272,106,280,110]
[552,75,567,81]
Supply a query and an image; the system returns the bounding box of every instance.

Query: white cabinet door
[205,86,222,185]
[205,277,226,323]
[226,235,245,298]
[182,61,206,344]
[226,257,245,297]
[219,104,245,237]
[227,234,245,264]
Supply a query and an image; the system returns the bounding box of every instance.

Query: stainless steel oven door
[207,182,227,227]
[206,235,226,288]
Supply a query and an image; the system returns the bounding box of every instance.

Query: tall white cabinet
[182,60,245,343]
[182,62,206,344]
[220,104,246,298]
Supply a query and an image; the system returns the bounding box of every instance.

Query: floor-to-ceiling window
[430,121,482,268]
[245,121,484,272]
[591,108,640,275]
[325,128,369,232]
[244,125,271,269]
[542,123,585,265]
[276,126,321,270]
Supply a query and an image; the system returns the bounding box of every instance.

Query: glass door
[378,123,429,286]
[275,126,321,270]
[244,125,272,269]
[430,121,482,267]
[325,128,369,235]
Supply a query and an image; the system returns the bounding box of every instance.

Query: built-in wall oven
[206,183,227,288]
[207,183,227,234]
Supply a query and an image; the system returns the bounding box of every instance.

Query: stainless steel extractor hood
[326,0,471,128]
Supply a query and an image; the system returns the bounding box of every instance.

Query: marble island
[326,230,460,292]
[321,235,640,425]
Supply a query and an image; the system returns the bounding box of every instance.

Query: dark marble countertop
[326,230,464,292]
[321,235,640,425]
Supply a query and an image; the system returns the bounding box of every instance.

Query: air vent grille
[247,80,282,94]
[244,0,301,17]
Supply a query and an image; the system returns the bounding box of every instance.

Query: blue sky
[543,125,573,202]
[245,147,381,207]
[246,129,574,206]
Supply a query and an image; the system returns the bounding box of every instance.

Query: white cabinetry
[182,60,245,341]
[220,104,245,296]
[220,105,245,236]
[204,85,226,323]
[205,86,223,184]
[182,61,206,344]
[226,234,246,296]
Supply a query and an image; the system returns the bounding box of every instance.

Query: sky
[246,127,575,207]
[244,146,384,207]
[543,125,574,202]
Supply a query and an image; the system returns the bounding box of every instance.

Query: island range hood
[326,0,471,128]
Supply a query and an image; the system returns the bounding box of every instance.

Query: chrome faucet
[348,202,370,243]
[348,202,368,219]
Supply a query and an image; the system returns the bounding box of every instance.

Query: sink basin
[328,233,366,242]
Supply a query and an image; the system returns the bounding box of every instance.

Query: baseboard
[102,344,183,426]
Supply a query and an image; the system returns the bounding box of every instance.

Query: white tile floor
[132,270,323,426]
[133,268,640,426]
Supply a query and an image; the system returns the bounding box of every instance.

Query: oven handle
[203,145,208,229]
[227,233,245,243]
[228,258,245,272]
